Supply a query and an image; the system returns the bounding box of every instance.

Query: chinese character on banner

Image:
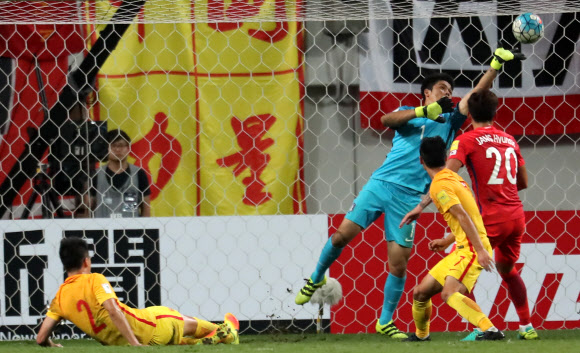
[217,114,276,206]
[131,112,182,200]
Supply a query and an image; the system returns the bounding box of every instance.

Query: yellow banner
[198,73,303,215]
[90,0,304,216]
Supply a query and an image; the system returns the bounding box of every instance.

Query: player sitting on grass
[37,237,239,347]
[403,136,504,342]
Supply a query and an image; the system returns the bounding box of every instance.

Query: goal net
[0,0,579,340]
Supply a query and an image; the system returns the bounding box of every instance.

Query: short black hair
[468,89,498,123]
[59,237,89,272]
[420,73,455,100]
[107,129,131,145]
[420,136,447,168]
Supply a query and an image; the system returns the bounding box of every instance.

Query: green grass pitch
[0,330,579,353]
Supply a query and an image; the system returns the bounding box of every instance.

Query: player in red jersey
[402,88,538,340]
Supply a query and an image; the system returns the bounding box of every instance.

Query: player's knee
[496,262,516,276]
[388,261,408,277]
[332,220,362,247]
[331,232,347,247]
[440,289,454,303]
[413,285,428,302]
[412,286,421,300]
[332,230,356,248]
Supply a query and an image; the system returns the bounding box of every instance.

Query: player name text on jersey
[475,134,516,147]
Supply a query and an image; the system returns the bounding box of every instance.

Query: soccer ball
[512,13,544,44]
[310,277,342,306]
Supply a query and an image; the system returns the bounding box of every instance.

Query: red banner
[329,211,580,333]
[360,92,580,136]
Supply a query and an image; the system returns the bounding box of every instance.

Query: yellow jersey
[46,273,157,345]
[430,168,489,249]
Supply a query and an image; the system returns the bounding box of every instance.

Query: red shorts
[486,217,526,266]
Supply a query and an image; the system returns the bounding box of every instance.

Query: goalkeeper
[37,237,239,347]
[295,49,524,339]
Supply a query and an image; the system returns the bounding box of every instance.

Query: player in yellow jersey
[36,237,240,347]
[402,136,504,342]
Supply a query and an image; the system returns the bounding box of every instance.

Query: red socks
[500,268,531,325]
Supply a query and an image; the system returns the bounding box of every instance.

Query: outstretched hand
[491,48,526,70]
[425,97,453,123]
[436,96,454,113]
[415,96,454,123]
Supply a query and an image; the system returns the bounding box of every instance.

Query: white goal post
[0,0,579,339]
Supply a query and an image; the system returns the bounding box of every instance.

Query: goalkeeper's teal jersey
[371,106,467,194]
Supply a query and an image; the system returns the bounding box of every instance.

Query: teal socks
[311,236,343,283]
[379,274,406,324]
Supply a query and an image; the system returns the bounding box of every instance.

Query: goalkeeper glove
[490,48,526,70]
[415,96,454,123]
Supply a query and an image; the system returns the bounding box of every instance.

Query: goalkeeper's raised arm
[458,48,526,116]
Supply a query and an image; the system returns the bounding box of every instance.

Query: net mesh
[1,0,580,23]
[0,0,579,340]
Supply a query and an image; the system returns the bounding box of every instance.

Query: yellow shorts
[146,306,185,346]
[429,246,491,293]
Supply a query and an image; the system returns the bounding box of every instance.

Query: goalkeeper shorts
[345,179,421,248]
